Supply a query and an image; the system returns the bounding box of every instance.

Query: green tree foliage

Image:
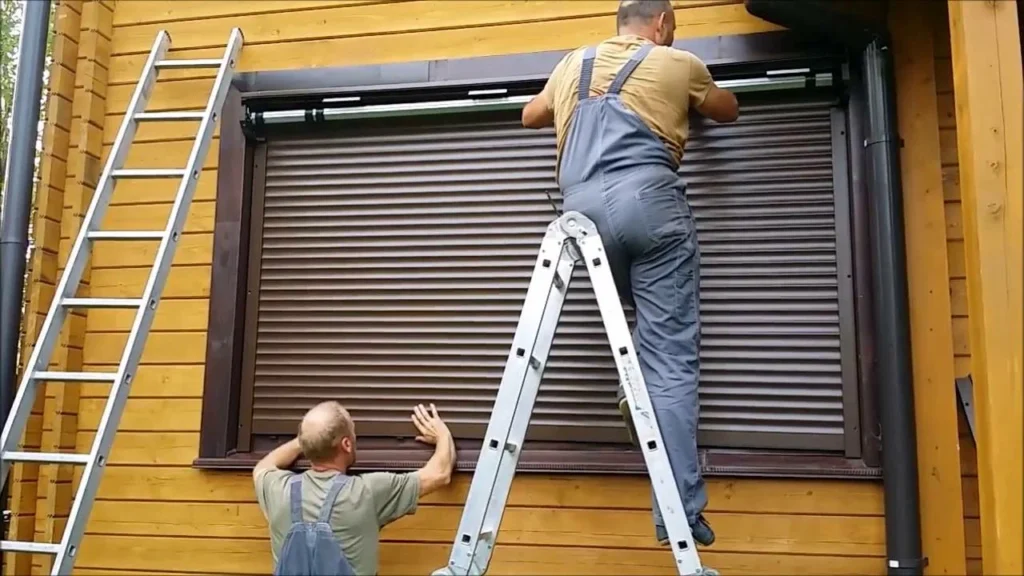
[1,0,23,208]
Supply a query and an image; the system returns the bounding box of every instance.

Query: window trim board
[236,142,269,453]
[198,85,251,459]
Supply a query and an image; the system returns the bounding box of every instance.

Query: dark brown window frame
[195,31,883,479]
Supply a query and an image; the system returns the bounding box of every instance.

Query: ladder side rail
[50,29,244,575]
[462,236,577,575]
[439,221,567,575]
[0,31,171,490]
[572,213,702,575]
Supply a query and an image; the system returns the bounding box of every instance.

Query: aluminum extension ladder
[432,212,716,576]
[0,28,244,575]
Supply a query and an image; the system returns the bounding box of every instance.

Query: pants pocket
[635,185,693,244]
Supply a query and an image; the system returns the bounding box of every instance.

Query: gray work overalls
[558,42,707,533]
[273,474,355,575]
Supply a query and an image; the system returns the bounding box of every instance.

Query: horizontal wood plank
[940,127,959,166]
[950,278,968,317]
[73,534,883,575]
[78,398,202,432]
[78,364,205,398]
[83,331,207,364]
[952,316,972,356]
[937,93,956,128]
[107,174,217,207]
[84,232,212,270]
[101,137,219,171]
[104,6,778,89]
[105,112,221,144]
[946,201,964,240]
[100,200,215,233]
[83,500,885,556]
[76,465,882,514]
[111,1,631,56]
[90,264,211,299]
[86,298,210,333]
[947,240,966,278]
[943,166,960,201]
[78,432,200,465]
[112,0,384,27]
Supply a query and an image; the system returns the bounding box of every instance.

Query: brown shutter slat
[250,94,849,451]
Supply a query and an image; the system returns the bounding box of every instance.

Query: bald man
[253,402,456,574]
[521,0,739,550]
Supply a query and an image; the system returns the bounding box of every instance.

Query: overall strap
[577,46,598,101]
[287,475,304,524]
[607,43,655,95]
[316,474,352,523]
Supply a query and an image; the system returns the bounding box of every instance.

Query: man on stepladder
[521,0,739,550]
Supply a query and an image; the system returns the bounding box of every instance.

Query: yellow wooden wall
[930,4,982,573]
[6,1,904,574]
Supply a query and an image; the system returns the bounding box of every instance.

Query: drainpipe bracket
[955,375,976,441]
[888,555,929,571]
[863,136,904,148]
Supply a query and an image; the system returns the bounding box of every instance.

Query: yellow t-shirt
[539,35,714,170]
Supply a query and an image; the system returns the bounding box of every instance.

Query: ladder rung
[135,111,205,121]
[87,230,165,241]
[155,58,223,69]
[112,168,187,178]
[62,297,144,308]
[0,541,61,554]
[32,371,118,382]
[3,451,91,465]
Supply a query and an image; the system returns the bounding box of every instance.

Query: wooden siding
[946,0,1023,571]
[5,2,84,575]
[7,1,899,575]
[931,4,972,380]
[889,1,967,572]
[931,4,984,574]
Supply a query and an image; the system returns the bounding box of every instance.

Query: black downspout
[742,2,925,574]
[860,39,925,576]
[0,1,52,567]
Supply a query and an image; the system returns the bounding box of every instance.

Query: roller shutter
[246,94,851,451]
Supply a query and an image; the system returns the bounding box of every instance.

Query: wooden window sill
[194,437,881,480]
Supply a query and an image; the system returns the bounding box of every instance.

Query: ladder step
[112,168,187,178]
[135,111,205,121]
[32,371,118,382]
[0,541,61,555]
[87,230,165,241]
[62,297,144,308]
[155,58,223,69]
[3,451,91,465]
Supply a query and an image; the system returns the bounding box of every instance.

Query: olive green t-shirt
[254,468,420,575]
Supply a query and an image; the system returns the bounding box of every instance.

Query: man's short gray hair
[298,401,354,463]
[617,0,674,30]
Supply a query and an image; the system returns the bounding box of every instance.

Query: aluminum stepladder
[432,211,714,576]
[0,27,244,575]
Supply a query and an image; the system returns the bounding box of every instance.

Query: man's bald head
[617,0,675,46]
[298,401,355,464]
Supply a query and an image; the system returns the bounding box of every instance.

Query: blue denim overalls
[558,41,708,539]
